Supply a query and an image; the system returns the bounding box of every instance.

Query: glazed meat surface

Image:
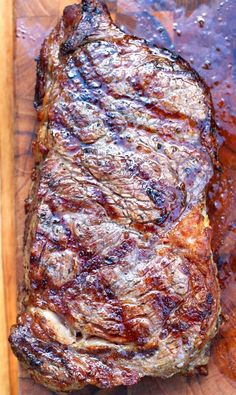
[9,0,220,392]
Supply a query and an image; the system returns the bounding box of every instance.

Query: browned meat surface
[9,0,220,392]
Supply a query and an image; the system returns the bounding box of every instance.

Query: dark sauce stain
[146,180,186,225]
[106,0,236,382]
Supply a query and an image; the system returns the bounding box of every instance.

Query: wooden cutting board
[1,0,236,394]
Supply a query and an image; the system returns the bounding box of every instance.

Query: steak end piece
[9,0,220,392]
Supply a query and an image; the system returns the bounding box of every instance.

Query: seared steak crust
[10,0,220,392]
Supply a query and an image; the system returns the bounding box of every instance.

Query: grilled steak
[9,0,220,392]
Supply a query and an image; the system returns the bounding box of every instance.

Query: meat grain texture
[9,0,220,392]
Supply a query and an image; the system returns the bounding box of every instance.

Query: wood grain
[12,1,236,395]
[0,0,18,395]
[0,216,10,395]
[16,0,60,17]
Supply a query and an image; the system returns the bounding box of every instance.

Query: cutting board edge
[0,0,19,394]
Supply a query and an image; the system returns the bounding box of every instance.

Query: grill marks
[10,315,139,391]
[9,0,220,391]
[44,38,211,229]
[49,40,205,151]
